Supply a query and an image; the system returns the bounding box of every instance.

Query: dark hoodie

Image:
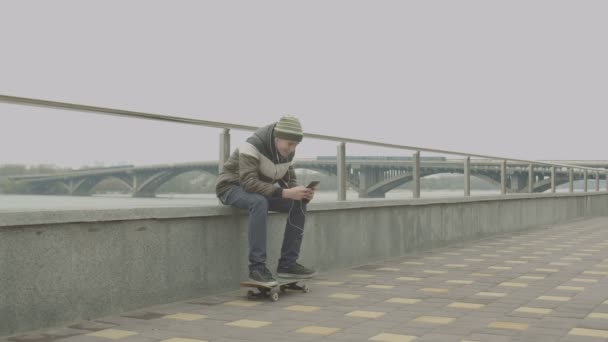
[215,123,297,198]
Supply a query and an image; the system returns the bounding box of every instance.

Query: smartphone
[306,181,320,189]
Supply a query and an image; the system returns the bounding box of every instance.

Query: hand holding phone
[306,181,320,189]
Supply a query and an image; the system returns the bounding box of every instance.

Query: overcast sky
[1,1,607,169]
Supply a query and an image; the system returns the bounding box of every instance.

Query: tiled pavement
[5,217,608,342]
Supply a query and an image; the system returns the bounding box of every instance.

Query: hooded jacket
[215,123,297,198]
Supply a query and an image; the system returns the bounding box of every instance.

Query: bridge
[9,159,608,198]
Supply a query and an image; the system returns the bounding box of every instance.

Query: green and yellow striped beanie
[274,115,303,142]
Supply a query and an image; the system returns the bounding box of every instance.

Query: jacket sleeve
[282,164,298,188]
[239,154,283,198]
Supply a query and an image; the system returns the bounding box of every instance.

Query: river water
[0,188,585,213]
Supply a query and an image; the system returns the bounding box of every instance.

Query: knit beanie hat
[274,115,303,142]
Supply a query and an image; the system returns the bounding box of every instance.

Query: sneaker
[277,262,316,279]
[248,267,278,287]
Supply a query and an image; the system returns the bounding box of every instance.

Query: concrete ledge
[1,192,606,228]
[2,192,608,337]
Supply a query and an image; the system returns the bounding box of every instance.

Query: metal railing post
[528,163,534,193]
[569,168,574,192]
[337,142,346,201]
[551,166,556,193]
[584,170,588,192]
[219,128,231,174]
[413,151,421,198]
[464,156,471,197]
[596,172,600,192]
[501,160,507,195]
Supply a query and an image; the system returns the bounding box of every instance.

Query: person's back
[216,115,316,286]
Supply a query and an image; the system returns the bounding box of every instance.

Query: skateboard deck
[240,278,310,302]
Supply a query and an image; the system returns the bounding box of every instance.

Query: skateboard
[240,278,310,302]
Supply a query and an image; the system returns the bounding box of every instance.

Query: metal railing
[2,94,607,199]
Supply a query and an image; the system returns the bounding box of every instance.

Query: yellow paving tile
[444,264,467,268]
[533,251,551,255]
[544,248,562,251]
[582,249,600,252]
[161,339,208,342]
[514,307,552,315]
[519,276,544,280]
[561,257,582,261]
[377,267,400,272]
[285,305,321,312]
[594,264,608,268]
[369,333,417,342]
[464,258,484,262]
[476,292,507,297]
[226,319,272,328]
[587,313,608,319]
[350,274,375,278]
[555,286,585,292]
[572,253,592,256]
[572,278,598,283]
[446,280,474,284]
[604,300,608,305]
[569,328,608,338]
[443,252,461,255]
[420,288,449,293]
[329,293,361,299]
[346,310,386,318]
[86,329,138,340]
[499,282,528,288]
[583,271,608,275]
[385,297,421,304]
[520,256,539,259]
[470,273,494,277]
[505,260,527,264]
[537,296,571,302]
[295,326,341,336]
[397,277,422,281]
[414,316,455,324]
[488,321,529,330]
[425,256,445,260]
[424,270,446,274]
[366,285,395,289]
[481,254,500,257]
[224,300,261,307]
[402,261,425,265]
[488,266,512,270]
[448,302,484,309]
[549,262,571,266]
[163,313,207,321]
[315,281,344,286]
[535,268,559,273]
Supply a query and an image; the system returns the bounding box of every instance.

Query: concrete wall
[1,192,608,337]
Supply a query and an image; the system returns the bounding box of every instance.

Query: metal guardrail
[2,94,607,199]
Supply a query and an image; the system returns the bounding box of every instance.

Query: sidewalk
[4,217,608,342]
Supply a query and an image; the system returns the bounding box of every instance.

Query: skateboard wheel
[247,290,256,300]
[302,285,310,293]
[270,292,279,302]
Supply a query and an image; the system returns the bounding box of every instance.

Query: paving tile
[86,329,139,340]
[413,316,455,324]
[294,326,341,336]
[345,311,386,319]
[225,320,272,328]
[368,333,417,342]
[163,313,207,321]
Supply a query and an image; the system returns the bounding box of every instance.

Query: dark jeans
[219,186,307,272]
